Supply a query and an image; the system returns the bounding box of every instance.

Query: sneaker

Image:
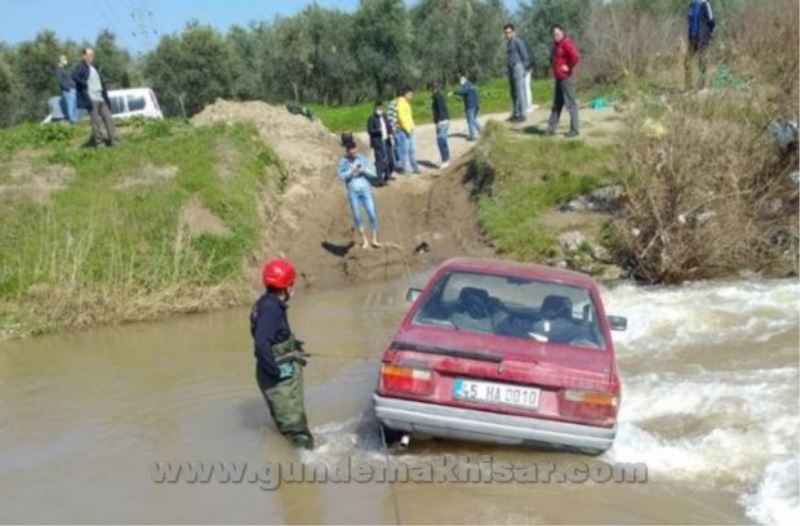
[545,129,557,137]
[565,131,580,138]
[440,161,451,170]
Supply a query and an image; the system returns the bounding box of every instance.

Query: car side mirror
[608,315,628,332]
[406,288,422,303]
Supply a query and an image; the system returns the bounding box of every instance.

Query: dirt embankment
[193,100,491,289]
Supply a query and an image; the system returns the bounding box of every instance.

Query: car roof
[435,257,599,289]
[107,88,154,96]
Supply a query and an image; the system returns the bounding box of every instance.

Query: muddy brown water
[1,274,797,524]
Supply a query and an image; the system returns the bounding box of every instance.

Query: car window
[413,271,607,349]
[126,95,146,112]
[109,96,126,115]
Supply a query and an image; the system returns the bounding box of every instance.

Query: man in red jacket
[546,24,581,138]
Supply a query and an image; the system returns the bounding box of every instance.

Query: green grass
[0,118,284,338]
[309,78,555,134]
[471,122,616,261]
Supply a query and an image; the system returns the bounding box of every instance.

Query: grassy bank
[309,78,554,134]
[0,119,285,339]
[467,121,617,262]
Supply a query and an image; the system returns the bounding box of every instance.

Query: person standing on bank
[55,55,77,123]
[546,24,581,138]
[72,47,117,147]
[523,37,537,113]
[453,74,481,141]
[367,101,394,185]
[685,0,716,90]
[430,81,451,170]
[504,23,529,123]
[250,259,314,450]
[337,139,381,249]
[396,87,421,174]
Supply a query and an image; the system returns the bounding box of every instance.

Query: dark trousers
[372,139,392,184]
[685,40,709,90]
[548,78,579,135]
[89,100,117,145]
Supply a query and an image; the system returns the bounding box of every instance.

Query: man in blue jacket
[685,0,716,90]
[72,47,117,147]
[504,23,530,123]
[453,74,481,141]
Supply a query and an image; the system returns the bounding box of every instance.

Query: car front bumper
[373,394,615,452]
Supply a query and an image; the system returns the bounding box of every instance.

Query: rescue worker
[250,259,314,449]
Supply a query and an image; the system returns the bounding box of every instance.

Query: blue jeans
[60,88,78,123]
[397,130,420,174]
[466,108,481,140]
[436,121,450,162]
[391,133,401,169]
[348,187,378,231]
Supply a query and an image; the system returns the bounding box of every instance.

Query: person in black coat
[72,47,117,147]
[430,81,451,169]
[366,101,394,185]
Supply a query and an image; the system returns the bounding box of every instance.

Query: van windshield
[412,271,607,350]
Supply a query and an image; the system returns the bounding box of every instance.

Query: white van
[43,87,164,123]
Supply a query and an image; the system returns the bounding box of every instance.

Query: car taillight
[562,389,619,424]
[380,364,433,395]
[564,389,618,407]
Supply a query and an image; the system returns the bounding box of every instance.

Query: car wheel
[579,447,609,457]
[380,424,407,450]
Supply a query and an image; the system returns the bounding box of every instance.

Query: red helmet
[262,259,296,289]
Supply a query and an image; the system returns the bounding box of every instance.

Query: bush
[615,94,798,283]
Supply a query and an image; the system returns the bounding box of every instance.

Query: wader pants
[256,337,314,449]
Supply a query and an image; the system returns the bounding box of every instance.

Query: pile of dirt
[192,100,490,289]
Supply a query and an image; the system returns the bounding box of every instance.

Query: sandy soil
[192,101,622,290]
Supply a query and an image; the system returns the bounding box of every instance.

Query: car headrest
[457,287,490,305]
[541,295,573,320]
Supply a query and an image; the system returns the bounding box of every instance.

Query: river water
[1,275,797,524]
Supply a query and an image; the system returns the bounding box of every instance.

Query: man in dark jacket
[250,259,314,449]
[453,74,481,141]
[504,23,530,123]
[546,24,581,138]
[430,81,451,169]
[685,0,716,90]
[55,55,77,123]
[72,47,117,147]
[367,101,394,185]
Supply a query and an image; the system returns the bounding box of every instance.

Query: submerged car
[374,258,626,456]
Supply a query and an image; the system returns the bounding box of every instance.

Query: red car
[374,258,627,456]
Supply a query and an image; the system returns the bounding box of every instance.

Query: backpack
[688,1,705,40]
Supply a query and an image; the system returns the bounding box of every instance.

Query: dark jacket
[687,0,715,48]
[432,90,450,124]
[72,60,110,110]
[454,81,480,111]
[55,66,75,91]
[506,36,530,71]
[367,112,392,148]
[250,292,292,379]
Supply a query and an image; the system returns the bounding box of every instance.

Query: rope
[379,424,403,526]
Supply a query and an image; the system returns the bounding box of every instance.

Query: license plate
[453,379,540,409]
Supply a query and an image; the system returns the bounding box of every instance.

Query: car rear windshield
[412,271,607,350]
